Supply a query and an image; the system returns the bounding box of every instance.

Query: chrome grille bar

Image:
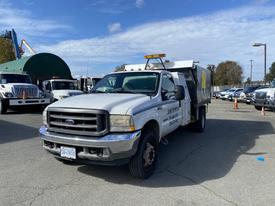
[12,85,38,98]
[49,114,97,121]
[255,92,267,100]
[47,108,109,137]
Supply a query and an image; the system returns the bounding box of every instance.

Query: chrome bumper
[9,98,50,106]
[39,126,141,164]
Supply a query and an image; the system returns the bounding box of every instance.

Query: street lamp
[249,59,253,82]
[253,43,266,84]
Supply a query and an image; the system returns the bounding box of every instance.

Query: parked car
[220,88,243,100]
[212,91,221,99]
[228,89,243,101]
[252,84,274,110]
[239,86,267,104]
[217,89,229,99]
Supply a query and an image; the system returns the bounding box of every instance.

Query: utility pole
[249,59,253,82]
[253,43,267,84]
[264,44,267,84]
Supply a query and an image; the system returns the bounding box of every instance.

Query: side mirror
[175,85,185,100]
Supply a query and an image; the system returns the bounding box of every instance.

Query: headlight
[42,110,48,127]
[4,92,13,98]
[110,115,135,132]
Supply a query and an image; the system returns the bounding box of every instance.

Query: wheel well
[142,120,160,143]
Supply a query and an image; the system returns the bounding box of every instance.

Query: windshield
[243,87,257,93]
[0,74,32,84]
[52,81,77,90]
[228,89,236,92]
[92,72,160,96]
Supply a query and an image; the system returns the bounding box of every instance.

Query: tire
[128,130,158,179]
[193,107,206,133]
[0,99,7,114]
[255,106,262,111]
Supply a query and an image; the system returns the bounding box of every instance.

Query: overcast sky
[1,0,275,80]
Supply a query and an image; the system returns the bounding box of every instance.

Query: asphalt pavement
[1,100,275,206]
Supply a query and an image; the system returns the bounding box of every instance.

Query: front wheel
[0,99,7,114]
[128,131,157,179]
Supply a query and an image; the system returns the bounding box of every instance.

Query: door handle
[157,106,163,111]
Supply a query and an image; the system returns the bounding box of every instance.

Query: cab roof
[124,60,194,72]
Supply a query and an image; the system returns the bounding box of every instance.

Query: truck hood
[47,93,152,114]
[255,88,273,93]
[255,88,275,98]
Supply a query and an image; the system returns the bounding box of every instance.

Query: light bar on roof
[144,54,166,59]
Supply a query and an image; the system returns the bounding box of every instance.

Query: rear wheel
[193,107,206,133]
[0,99,7,114]
[128,131,157,179]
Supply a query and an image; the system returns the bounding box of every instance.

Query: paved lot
[1,100,275,206]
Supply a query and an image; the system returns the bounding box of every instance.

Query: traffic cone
[234,98,238,110]
[261,107,266,116]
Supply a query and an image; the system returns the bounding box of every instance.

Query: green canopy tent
[0,53,73,83]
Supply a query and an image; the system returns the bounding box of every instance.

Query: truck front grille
[255,92,267,100]
[12,85,38,98]
[47,108,109,137]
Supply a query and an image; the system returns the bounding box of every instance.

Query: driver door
[159,74,181,137]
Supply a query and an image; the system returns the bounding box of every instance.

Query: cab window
[161,74,176,100]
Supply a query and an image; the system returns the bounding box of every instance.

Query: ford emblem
[65,119,75,125]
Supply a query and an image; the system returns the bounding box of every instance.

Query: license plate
[60,146,76,159]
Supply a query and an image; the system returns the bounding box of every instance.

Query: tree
[265,62,275,82]
[114,64,127,72]
[214,61,243,86]
[0,38,15,64]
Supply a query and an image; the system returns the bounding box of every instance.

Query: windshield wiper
[119,90,139,94]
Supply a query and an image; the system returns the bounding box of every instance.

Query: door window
[161,74,176,100]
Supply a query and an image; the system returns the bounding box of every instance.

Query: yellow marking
[202,71,206,89]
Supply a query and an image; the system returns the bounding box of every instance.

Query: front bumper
[9,98,50,106]
[253,99,275,108]
[244,97,252,103]
[39,126,141,165]
[220,95,229,100]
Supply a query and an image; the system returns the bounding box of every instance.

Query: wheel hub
[143,142,155,167]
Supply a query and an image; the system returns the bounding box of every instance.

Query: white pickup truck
[252,81,275,110]
[0,72,50,114]
[39,55,211,178]
[42,79,83,102]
